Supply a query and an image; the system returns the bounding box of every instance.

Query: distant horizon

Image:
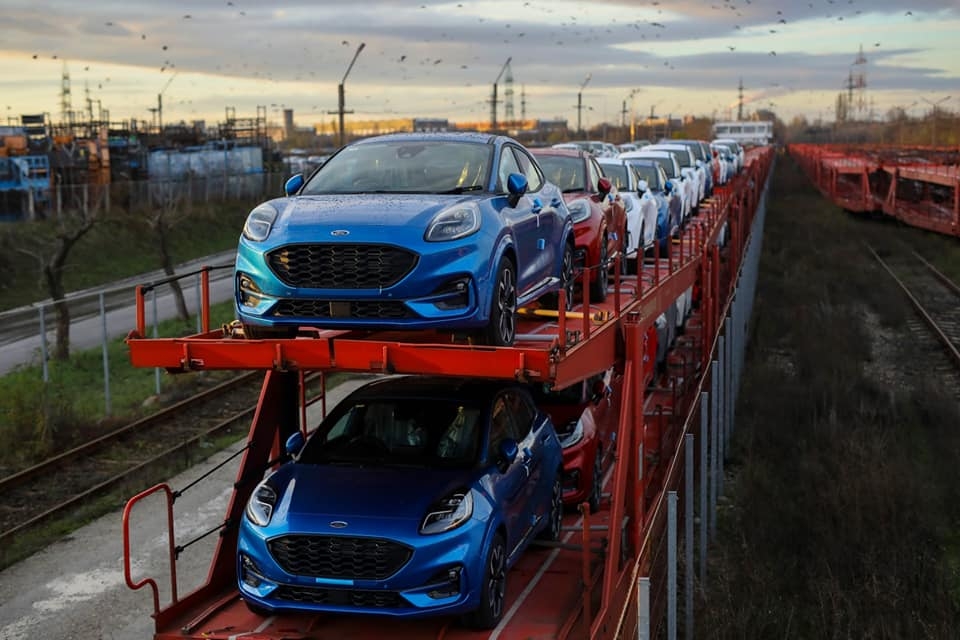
[1,1,956,129]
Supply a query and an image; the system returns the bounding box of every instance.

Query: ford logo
[329,520,348,529]
[330,230,350,237]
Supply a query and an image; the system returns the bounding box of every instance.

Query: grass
[698,155,960,637]
[0,301,238,473]
[0,197,257,312]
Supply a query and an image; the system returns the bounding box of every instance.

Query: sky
[0,0,957,133]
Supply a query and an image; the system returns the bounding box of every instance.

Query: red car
[531,148,628,303]
[533,367,623,512]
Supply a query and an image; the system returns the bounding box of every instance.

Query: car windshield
[630,164,662,189]
[298,397,483,469]
[299,140,491,195]
[600,164,629,190]
[536,155,587,193]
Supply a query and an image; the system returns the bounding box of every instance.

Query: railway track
[867,243,960,395]
[0,371,267,556]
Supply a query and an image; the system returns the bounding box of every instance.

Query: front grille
[267,244,418,289]
[273,585,408,609]
[268,535,412,580]
[270,299,415,320]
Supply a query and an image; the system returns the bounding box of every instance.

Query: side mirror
[285,431,305,457]
[284,173,304,196]
[497,438,519,472]
[597,176,612,199]
[506,172,528,208]
[590,379,607,404]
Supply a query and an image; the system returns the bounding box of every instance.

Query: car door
[488,393,530,548]
[513,145,558,283]
[503,389,549,533]
[496,145,543,293]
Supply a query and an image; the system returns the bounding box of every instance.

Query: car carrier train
[121,145,774,639]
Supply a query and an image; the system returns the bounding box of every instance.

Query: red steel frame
[120,147,774,640]
[789,143,960,238]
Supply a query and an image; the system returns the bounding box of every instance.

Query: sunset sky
[0,0,956,131]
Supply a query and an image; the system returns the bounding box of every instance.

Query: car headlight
[245,481,278,527]
[558,418,584,448]
[425,204,480,241]
[567,199,592,224]
[421,490,474,534]
[243,204,279,242]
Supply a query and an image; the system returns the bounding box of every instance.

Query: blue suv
[237,375,564,629]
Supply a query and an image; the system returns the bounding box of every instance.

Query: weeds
[700,156,960,638]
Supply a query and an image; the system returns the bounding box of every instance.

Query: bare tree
[145,181,191,323]
[18,191,103,360]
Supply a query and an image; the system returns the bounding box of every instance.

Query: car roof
[531,147,587,158]
[352,131,500,146]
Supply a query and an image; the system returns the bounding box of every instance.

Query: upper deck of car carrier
[121,147,775,640]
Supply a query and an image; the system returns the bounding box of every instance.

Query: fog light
[238,274,263,307]
[427,565,462,599]
[433,278,470,310]
[241,554,265,588]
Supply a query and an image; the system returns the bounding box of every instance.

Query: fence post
[685,434,694,638]
[637,576,651,640]
[668,491,677,640]
[709,360,719,538]
[100,292,111,416]
[717,334,726,499]
[39,304,49,383]
[699,391,708,586]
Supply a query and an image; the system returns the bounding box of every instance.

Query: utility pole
[329,42,365,148]
[576,73,592,136]
[921,96,952,147]
[490,57,512,131]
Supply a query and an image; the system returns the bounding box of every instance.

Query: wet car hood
[268,463,477,523]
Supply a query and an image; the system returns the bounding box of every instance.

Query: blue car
[621,158,678,257]
[237,375,564,629]
[235,132,575,346]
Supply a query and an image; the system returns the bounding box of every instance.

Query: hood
[267,193,476,243]
[269,464,476,524]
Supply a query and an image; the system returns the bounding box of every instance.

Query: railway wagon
[121,147,774,639]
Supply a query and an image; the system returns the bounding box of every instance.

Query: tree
[19,188,104,360]
[143,180,192,323]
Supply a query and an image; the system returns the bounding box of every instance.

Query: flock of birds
[16,0,932,121]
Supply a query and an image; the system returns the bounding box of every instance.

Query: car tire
[462,532,507,630]
[589,233,609,303]
[481,258,517,347]
[543,241,575,311]
[588,445,603,514]
[537,473,563,541]
[242,323,298,339]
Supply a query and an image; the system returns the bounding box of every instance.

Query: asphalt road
[0,250,237,376]
[0,376,372,640]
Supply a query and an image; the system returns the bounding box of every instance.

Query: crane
[157,72,178,133]
[490,57,512,131]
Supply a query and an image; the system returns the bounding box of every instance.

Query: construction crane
[157,72,178,133]
[490,57,512,131]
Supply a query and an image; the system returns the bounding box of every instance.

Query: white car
[596,157,657,264]
[620,150,693,222]
[713,138,744,173]
[643,143,704,211]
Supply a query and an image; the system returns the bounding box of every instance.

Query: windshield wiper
[439,185,484,194]
[562,187,585,194]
